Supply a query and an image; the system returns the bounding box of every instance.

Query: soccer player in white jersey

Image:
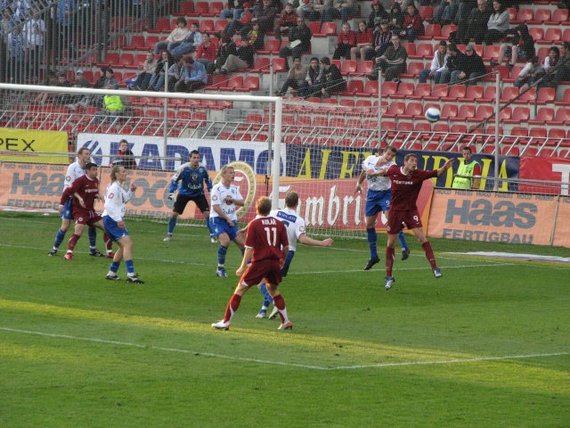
[355,145,409,271]
[209,165,245,279]
[256,191,334,319]
[102,165,144,284]
[48,148,105,257]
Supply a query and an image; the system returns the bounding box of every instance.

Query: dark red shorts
[241,259,283,287]
[386,209,422,234]
[73,209,102,226]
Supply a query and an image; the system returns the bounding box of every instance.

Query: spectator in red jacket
[196,34,218,74]
[333,22,356,60]
[351,20,373,61]
[401,4,424,43]
[274,2,298,41]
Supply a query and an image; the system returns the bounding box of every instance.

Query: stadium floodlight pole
[494,71,500,191]
[163,60,169,156]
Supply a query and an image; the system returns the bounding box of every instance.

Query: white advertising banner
[76,133,286,174]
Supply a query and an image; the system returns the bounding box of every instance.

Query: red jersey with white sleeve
[245,216,289,263]
[386,165,437,212]
[60,175,100,211]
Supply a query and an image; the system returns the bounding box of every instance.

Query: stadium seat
[529,127,547,138]
[97,52,120,67]
[148,17,171,33]
[553,108,570,125]
[510,126,528,137]
[120,53,136,68]
[425,84,448,100]
[543,28,562,44]
[319,22,337,36]
[475,105,493,122]
[392,82,414,99]
[216,76,244,91]
[214,19,228,33]
[548,128,566,139]
[339,99,354,108]
[409,83,431,100]
[457,105,475,121]
[537,87,555,104]
[515,87,536,104]
[210,2,224,16]
[381,81,398,97]
[258,39,282,54]
[564,29,570,43]
[549,8,569,24]
[175,2,194,16]
[418,24,441,41]
[308,21,320,35]
[438,24,457,41]
[124,35,146,50]
[555,88,570,106]
[464,85,484,101]
[251,57,270,72]
[272,57,287,72]
[409,43,433,60]
[513,8,532,24]
[355,80,379,97]
[509,106,530,123]
[355,60,374,76]
[450,124,467,133]
[401,102,423,119]
[418,5,433,20]
[500,86,518,103]
[384,102,405,118]
[531,8,550,24]
[340,60,357,76]
[243,75,260,91]
[441,104,458,120]
[483,45,500,61]
[443,84,466,101]
[188,2,210,16]
[401,62,423,78]
[340,80,363,96]
[199,20,215,33]
[528,28,544,43]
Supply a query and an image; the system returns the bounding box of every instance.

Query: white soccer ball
[425,107,441,123]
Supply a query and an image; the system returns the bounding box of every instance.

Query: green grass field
[0,212,569,427]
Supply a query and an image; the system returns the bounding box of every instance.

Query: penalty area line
[0,326,567,371]
[290,263,517,276]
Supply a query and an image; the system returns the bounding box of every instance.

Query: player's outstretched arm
[355,171,366,194]
[299,235,334,247]
[437,158,456,176]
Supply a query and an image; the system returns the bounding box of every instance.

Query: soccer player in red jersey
[59,162,113,261]
[379,153,455,290]
[212,197,293,331]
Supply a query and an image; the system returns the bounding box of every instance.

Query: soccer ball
[425,107,441,123]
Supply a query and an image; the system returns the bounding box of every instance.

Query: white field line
[290,263,518,275]
[1,326,567,371]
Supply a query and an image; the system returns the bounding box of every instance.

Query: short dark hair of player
[285,191,299,209]
[190,149,200,157]
[462,146,473,153]
[404,153,418,162]
[110,165,124,181]
[85,162,98,170]
[256,197,272,216]
[384,145,397,155]
[77,147,90,156]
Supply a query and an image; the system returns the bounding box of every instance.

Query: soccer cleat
[163,235,172,242]
[211,320,230,330]
[216,267,227,279]
[401,248,410,261]
[210,236,217,244]
[64,252,73,261]
[364,256,380,271]
[126,275,144,284]
[255,308,267,319]
[268,307,279,320]
[105,273,120,281]
[384,275,395,290]
[89,249,104,257]
[433,267,443,278]
[278,321,293,330]
[48,249,58,256]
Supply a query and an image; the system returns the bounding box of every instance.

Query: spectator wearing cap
[368,1,389,29]
[320,56,346,97]
[278,17,312,70]
[154,17,190,54]
[274,2,298,41]
[333,22,356,60]
[168,22,203,58]
[419,41,448,84]
[450,43,486,85]
[367,33,407,82]
[175,57,208,92]
[484,0,509,45]
[218,35,255,74]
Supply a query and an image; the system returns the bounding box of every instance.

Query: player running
[212,197,292,331]
[59,162,114,260]
[378,153,455,290]
[48,148,104,257]
[163,150,214,242]
[102,165,144,284]
[255,191,333,319]
[209,165,245,279]
[355,145,409,271]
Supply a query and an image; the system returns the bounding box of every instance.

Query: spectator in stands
[367,34,407,82]
[450,43,486,85]
[323,0,357,23]
[484,0,509,45]
[95,82,126,123]
[217,35,255,74]
[73,69,90,88]
[6,24,25,83]
[455,0,490,45]
[214,34,239,71]
[278,17,312,70]
[299,56,322,97]
[333,22,356,60]
[547,42,570,88]
[220,0,253,20]
[54,71,72,104]
[22,7,46,81]
[164,57,184,91]
[388,3,404,35]
[320,56,346,97]
[277,56,308,96]
[514,56,543,91]
[113,139,137,169]
[247,21,265,50]
[367,19,392,60]
[433,0,458,26]
[275,2,298,42]
[401,3,424,43]
[174,57,208,92]
[368,0,389,29]
[130,51,156,90]
[249,0,278,35]
[196,34,218,74]
[66,70,92,110]
[297,0,321,21]
[419,40,448,84]
[543,46,560,74]
[153,17,189,54]
[438,42,460,84]
[493,24,535,68]
[455,0,477,26]
[351,20,373,61]
[148,50,173,91]
[55,0,76,60]
[93,66,107,89]
[103,68,119,89]
[168,22,203,58]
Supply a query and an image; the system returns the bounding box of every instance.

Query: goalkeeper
[163,150,214,242]
[355,144,409,270]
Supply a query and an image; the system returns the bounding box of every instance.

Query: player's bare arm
[236,246,254,276]
[213,204,233,224]
[299,235,334,247]
[355,171,366,194]
[74,193,86,208]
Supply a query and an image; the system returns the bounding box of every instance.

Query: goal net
[0,82,399,239]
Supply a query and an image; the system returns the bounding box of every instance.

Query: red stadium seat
[409,83,431,100]
[401,102,423,119]
[537,87,555,104]
[251,57,270,72]
[258,39,282,54]
[189,2,210,16]
[210,2,225,16]
[308,21,320,35]
[441,104,458,120]
[510,126,528,137]
[243,76,260,91]
[410,43,433,60]
[148,17,171,33]
[444,84,466,101]
[483,45,500,61]
[340,60,357,75]
[391,82,414,99]
[402,62,423,78]
[528,28,544,43]
[418,24,441,40]
[199,19,215,33]
[516,87,536,104]
[548,128,566,139]
[438,24,457,41]
[355,60,374,76]
[564,29,570,43]
[125,35,146,50]
[549,8,569,24]
[529,127,547,138]
[465,85,484,101]
[475,105,493,122]
[176,2,194,16]
[553,108,570,125]
[319,22,337,36]
[544,28,562,44]
[457,105,475,121]
[418,5,433,20]
[514,8,532,24]
[531,8,550,24]
[272,58,287,72]
[384,101,405,118]
[426,84,448,100]
[341,80,363,96]
[500,86,518,103]
[530,107,555,125]
[119,53,135,68]
[555,88,570,106]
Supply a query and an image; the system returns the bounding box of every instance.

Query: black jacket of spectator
[456,51,486,76]
[322,64,346,93]
[463,7,491,44]
[289,23,312,52]
[237,44,255,67]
